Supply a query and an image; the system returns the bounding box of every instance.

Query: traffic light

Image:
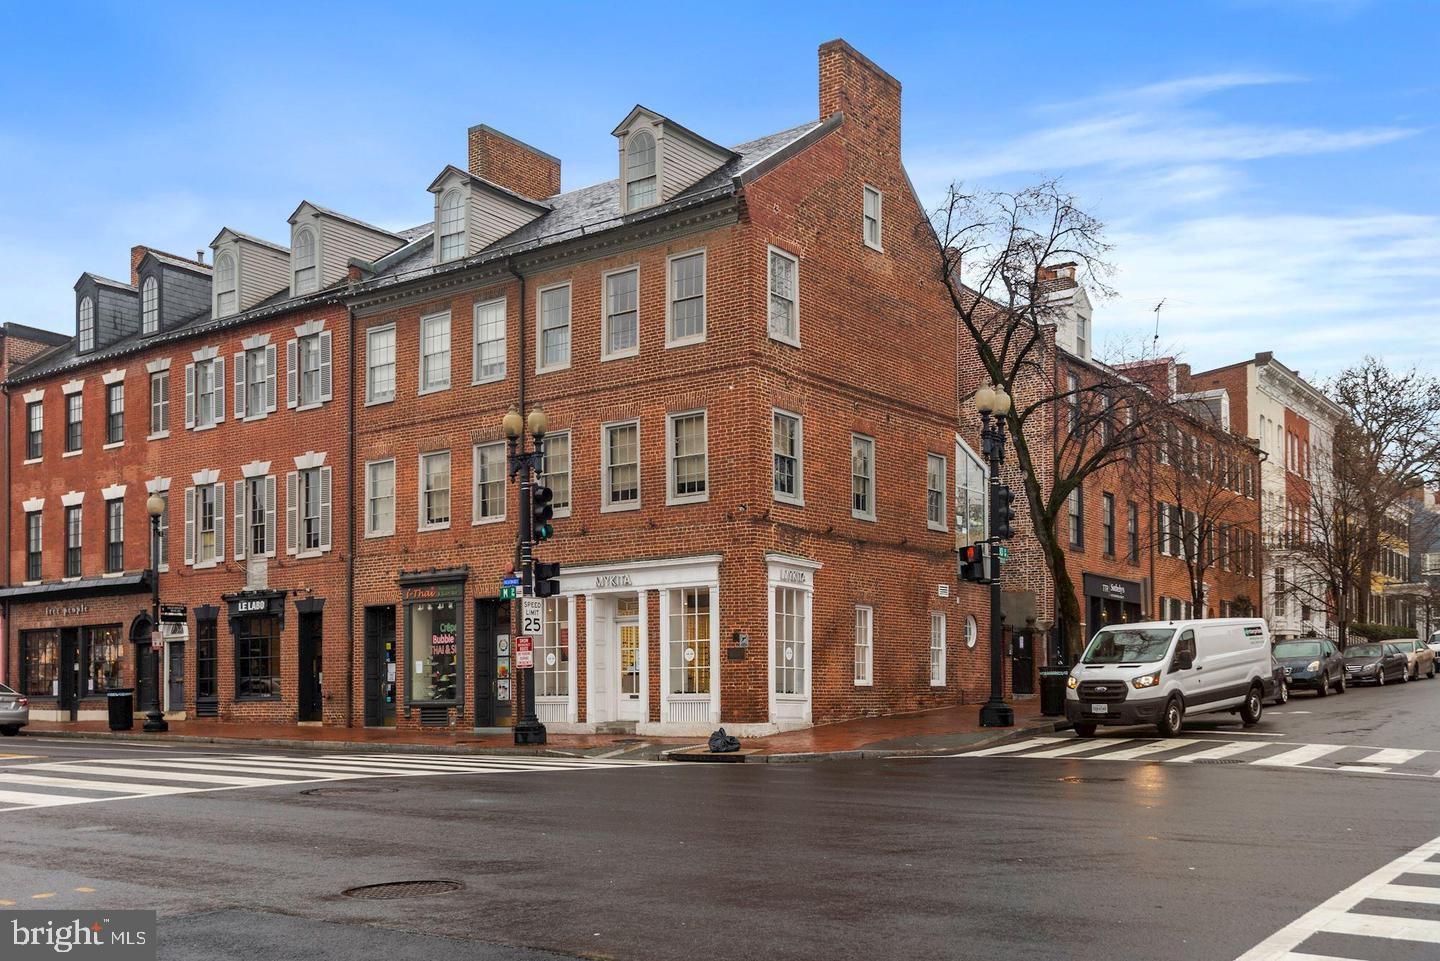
[531,483,554,541]
[534,561,561,598]
[994,484,1017,540]
[959,543,988,583]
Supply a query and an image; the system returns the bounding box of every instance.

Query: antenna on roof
[1152,298,1166,350]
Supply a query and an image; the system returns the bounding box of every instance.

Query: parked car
[1264,655,1289,706]
[1342,642,1410,686]
[1067,618,1272,738]
[1398,638,1437,680]
[1272,638,1347,696]
[1427,631,1440,656]
[0,682,29,736]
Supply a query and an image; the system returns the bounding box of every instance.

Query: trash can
[107,688,135,731]
[1038,668,1070,717]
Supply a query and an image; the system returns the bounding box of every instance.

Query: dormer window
[141,277,159,335]
[438,190,466,262]
[625,132,657,210]
[292,227,317,295]
[78,296,95,352]
[215,253,237,317]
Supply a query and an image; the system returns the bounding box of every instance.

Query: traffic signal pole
[505,415,548,747]
[977,403,1015,728]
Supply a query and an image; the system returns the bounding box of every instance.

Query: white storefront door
[617,617,643,722]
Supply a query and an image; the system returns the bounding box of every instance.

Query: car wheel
[1378,669,1386,687]
[1429,664,1436,679]
[1336,673,1346,694]
[1240,685,1264,727]
[0,726,18,737]
[1074,723,1098,739]
[1278,681,1290,705]
[1403,667,1412,683]
[1316,676,1329,697]
[1156,696,1184,738]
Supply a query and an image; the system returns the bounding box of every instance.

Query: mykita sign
[4,911,155,959]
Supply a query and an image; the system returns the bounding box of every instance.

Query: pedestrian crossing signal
[959,544,988,583]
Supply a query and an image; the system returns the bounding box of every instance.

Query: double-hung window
[772,410,803,504]
[420,451,451,530]
[149,371,169,436]
[141,276,159,335]
[473,442,506,523]
[188,357,224,430]
[154,491,169,570]
[366,325,396,403]
[538,285,571,372]
[65,504,82,577]
[767,247,799,344]
[239,475,276,559]
[365,460,395,537]
[292,227,317,294]
[1102,492,1116,556]
[862,186,883,250]
[851,434,875,520]
[956,440,987,546]
[25,511,42,581]
[214,254,237,317]
[65,393,83,452]
[602,421,639,510]
[854,606,873,686]
[603,269,639,358]
[667,252,705,344]
[667,411,708,504]
[1127,501,1139,564]
[438,190,466,262]
[25,401,42,460]
[289,466,330,555]
[105,383,124,445]
[1157,502,1172,557]
[930,612,946,687]
[473,298,507,384]
[624,132,657,210]
[78,297,95,352]
[1067,486,1084,549]
[542,431,571,517]
[289,330,331,409]
[420,312,451,393]
[926,453,947,531]
[105,499,124,573]
[237,344,277,419]
[187,482,223,567]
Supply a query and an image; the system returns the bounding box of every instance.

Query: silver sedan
[0,682,29,735]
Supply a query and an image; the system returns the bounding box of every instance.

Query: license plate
[1089,703,1108,714]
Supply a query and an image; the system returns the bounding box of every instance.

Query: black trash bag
[707,727,741,753]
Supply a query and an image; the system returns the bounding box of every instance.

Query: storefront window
[407,593,459,703]
[774,587,806,695]
[537,597,569,697]
[234,615,281,699]
[668,587,711,694]
[86,625,123,694]
[196,617,218,702]
[21,629,59,697]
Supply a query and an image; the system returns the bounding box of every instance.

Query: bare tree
[931,180,1170,660]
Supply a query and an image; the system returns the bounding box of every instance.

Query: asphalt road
[2,675,1439,961]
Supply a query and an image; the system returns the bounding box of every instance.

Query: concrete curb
[660,717,1071,763]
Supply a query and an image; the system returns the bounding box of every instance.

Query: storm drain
[1057,775,1123,783]
[300,785,400,798]
[1193,758,1246,765]
[343,880,463,900]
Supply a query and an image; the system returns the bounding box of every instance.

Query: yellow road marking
[0,900,15,906]
[0,754,42,760]
[31,892,55,900]
[74,886,95,893]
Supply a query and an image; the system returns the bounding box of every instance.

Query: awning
[0,572,151,601]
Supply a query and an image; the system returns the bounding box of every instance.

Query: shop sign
[778,569,809,586]
[1082,573,1141,605]
[400,581,464,603]
[515,636,534,670]
[42,602,90,617]
[160,604,188,622]
[226,593,285,620]
[595,574,633,589]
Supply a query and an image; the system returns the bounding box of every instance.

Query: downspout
[345,301,356,726]
[2,372,9,687]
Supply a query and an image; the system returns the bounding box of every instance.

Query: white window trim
[863,184,884,251]
[471,441,508,526]
[471,297,509,386]
[926,452,948,533]
[665,409,709,506]
[851,433,876,522]
[930,612,947,687]
[600,265,641,361]
[854,605,874,686]
[418,311,453,396]
[766,245,801,347]
[600,419,641,514]
[535,282,572,374]
[364,458,396,539]
[543,429,572,519]
[665,249,707,348]
[418,450,452,531]
[772,408,805,506]
[147,370,171,441]
[365,323,397,406]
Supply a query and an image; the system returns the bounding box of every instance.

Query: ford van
[1065,618,1272,738]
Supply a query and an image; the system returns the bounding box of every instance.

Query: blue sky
[1,0,1435,379]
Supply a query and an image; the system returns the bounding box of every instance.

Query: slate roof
[144,250,213,275]
[291,200,409,240]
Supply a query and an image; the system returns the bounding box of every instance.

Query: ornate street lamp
[975,384,1016,728]
[503,407,549,745]
[143,494,168,733]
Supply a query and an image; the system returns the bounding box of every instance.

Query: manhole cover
[300,786,400,797]
[1194,758,1246,765]
[343,880,463,900]
[1057,775,1123,783]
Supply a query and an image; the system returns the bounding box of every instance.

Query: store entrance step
[594,721,638,735]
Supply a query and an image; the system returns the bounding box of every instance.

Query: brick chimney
[818,39,901,151]
[130,245,150,286]
[467,125,560,201]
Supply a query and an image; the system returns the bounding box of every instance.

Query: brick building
[4,40,999,734]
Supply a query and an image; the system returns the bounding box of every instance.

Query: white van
[1065,618,1272,737]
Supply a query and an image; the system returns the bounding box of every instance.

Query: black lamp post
[975,384,1016,728]
[503,406,548,746]
[143,493,168,733]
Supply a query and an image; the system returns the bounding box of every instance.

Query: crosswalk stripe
[1173,741,1269,763]
[1096,739,1202,761]
[1358,748,1425,766]
[961,738,1067,757]
[1322,911,1440,944]
[1251,744,1344,768]
[0,788,90,808]
[327,755,644,772]
[62,758,357,780]
[0,773,195,796]
[1372,882,1440,905]
[1403,862,1440,876]
[1023,739,1136,758]
[30,763,296,787]
[123,757,463,777]
[340,753,654,768]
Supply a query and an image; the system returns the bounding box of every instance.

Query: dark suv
[1272,638,1347,696]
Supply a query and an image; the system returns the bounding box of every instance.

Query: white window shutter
[234,352,246,420]
[265,344,278,412]
[234,481,245,560]
[183,487,195,565]
[184,364,195,429]
[286,340,298,409]
[286,471,298,555]
[319,331,333,402]
[213,357,225,424]
[214,482,225,560]
[264,475,276,555]
[320,466,333,551]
